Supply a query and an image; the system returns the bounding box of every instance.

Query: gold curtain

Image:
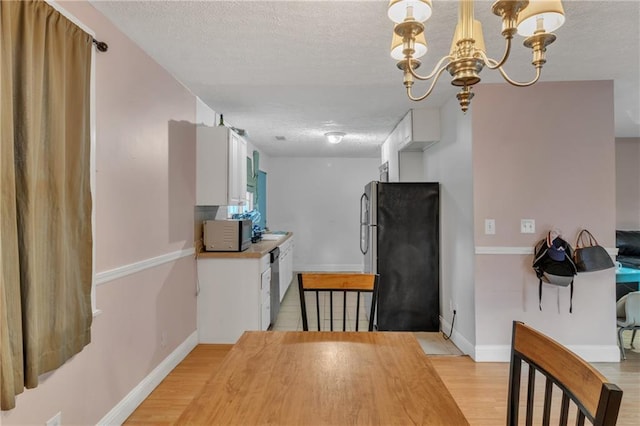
[1,0,93,410]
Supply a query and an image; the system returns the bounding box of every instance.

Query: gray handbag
[574,229,615,272]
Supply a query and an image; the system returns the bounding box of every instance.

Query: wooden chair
[507,321,623,426]
[297,273,378,331]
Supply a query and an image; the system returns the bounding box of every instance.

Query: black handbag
[574,229,615,272]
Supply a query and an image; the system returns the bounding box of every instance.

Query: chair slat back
[507,321,623,426]
[298,273,378,332]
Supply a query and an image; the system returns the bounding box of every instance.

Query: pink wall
[1,1,198,424]
[473,81,615,248]
[472,81,618,359]
[616,137,640,229]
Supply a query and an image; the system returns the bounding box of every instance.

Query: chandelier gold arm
[406,54,454,81]
[483,28,555,88]
[486,57,542,87]
[477,0,528,71]
[405,63,451,102]
[477,36,513,71]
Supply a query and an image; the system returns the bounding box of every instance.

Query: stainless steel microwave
[203,219,252,252]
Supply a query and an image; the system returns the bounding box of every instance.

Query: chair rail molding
[96,248,195,286]
[475,246,618,256]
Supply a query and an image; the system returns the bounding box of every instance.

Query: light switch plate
[521,219,535,234]
[484,219,495,235]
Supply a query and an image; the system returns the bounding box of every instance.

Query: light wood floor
[125,338,640,425]
[124,345,233,425]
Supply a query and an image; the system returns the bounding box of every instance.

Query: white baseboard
[439,316,474,357]
[473,344,621,362]
[437,317,621,363]
[97,331,198,425]
[295,264,363,272]
[474,345,512,362]
[566,345,621,362]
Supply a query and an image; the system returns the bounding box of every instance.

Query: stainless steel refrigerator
[360,181,440,331]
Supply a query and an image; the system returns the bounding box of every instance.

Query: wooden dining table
[176,331,469,425]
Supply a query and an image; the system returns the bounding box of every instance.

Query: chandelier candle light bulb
[391,29,427,61]
[387,0,565,112]
[388,0,433,24]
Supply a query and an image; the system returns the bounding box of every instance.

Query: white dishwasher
[260,267,271,331]
[269,247,280,327]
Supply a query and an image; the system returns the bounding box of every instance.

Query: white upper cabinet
[381,108,441,182]
[228,131,247,205]
[396,108,441,152]
[381,133,400,182]
[196,126,247,206]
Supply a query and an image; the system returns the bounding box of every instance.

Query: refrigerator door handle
[360,224,368,255]
[360,193,368,254]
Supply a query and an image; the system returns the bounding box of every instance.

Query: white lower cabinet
[197,254,270,343]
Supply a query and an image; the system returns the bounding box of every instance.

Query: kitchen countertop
[197,232,293,259]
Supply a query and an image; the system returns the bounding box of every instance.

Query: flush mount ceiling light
[388,0,565,112]
[325,132,346,144]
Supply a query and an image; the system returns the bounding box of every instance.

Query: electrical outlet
[520,219,535,234]
[160,331,167,348]
[484,219,495,235]
[449,299,453,312]
[46,412,62,426]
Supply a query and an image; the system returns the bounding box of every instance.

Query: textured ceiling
[90,1,640,158]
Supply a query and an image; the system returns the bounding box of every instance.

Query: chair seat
[618,318,637,327]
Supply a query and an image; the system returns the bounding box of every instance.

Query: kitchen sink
[262,234,285,241]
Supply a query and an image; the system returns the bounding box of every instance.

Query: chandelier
[388,0,565,112]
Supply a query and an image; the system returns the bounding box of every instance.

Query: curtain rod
[92,38,108,52]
